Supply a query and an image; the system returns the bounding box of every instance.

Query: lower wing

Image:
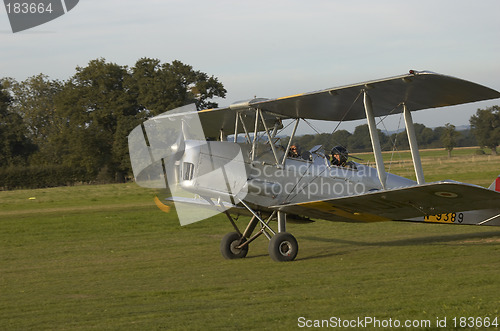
[270,181,500,224]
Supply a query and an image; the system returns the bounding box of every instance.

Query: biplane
[128,70,500,262]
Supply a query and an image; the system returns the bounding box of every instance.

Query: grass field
[1,148,500,330]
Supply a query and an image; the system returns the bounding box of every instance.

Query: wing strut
[282,118,300,166]
[363,91,387,189]
[403,103,425,184]
[237,113,252,144]
[258,109,280,165]
[251,110,259,161]
[233,111,239,143]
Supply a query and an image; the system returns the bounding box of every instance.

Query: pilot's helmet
[331,145,349,164]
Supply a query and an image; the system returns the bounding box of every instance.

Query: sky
[1,0,500,134]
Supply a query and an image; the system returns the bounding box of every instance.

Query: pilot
[288,145,300,158]
[331,145,356,169]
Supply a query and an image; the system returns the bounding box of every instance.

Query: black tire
[269,232,298,262]
[220,232,248,259]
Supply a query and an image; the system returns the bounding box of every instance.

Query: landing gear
[220,232,248,259]
[221,204,299,262]
[269,232,298,262]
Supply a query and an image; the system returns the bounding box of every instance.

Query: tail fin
[488,175,500,192]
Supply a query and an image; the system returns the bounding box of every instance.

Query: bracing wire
[305,90,364,155]
[375,104,413,175]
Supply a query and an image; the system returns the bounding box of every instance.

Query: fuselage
[175,140,416,213]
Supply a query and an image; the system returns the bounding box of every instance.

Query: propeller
[163,124,186,193]
[128,104,202,216]
[170,124,186,162]
[154,195,171,213]
[129,106,194,191]
[128,103,248,225]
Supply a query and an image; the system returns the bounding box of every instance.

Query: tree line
[290,122,470,155]
[285,106,500,157]
[0,58,226,189]
[0,57,499,189]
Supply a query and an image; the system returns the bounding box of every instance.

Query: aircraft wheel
[269,232,298,262]
[220,232,248,259]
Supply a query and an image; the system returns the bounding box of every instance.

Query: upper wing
[270,181,500,223]
[153,101,285,138]
[248,71,500,121]
[197,103,285,138]
[155,71,500,137]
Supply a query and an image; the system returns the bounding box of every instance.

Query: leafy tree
[0,83,36,166]
[440,123,460,157]
[348,124,371,151]
[314,130,352,153]
[431,126,445,147]
[7,74,64,166]
[130,58,227,114]
[54,58,142,180]
[390,123,435,150]
[348,124,388,152]
[329,130,352,150]
[456,129,477,147]
[51,58,227,181]
[292,134,315,151]
[416,123,434,146]
[470,106,500,155]
[9,74,63,141]
[0,58,227,186]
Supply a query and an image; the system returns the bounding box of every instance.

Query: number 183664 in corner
[453,316,498,328]
[4,1,80,33]
[6,2,54,14]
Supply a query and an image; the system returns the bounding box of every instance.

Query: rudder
[488,175,500,192]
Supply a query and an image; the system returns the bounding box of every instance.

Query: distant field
[1,148,500,330]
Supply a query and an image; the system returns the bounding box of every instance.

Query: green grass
[1,149,500,330]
